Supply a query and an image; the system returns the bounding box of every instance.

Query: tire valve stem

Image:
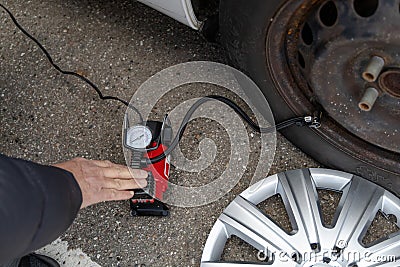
[358,87,379,111]
[362,56,385,82]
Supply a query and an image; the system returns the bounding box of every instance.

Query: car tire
[219,0,400,195]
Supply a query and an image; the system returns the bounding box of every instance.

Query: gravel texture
[1,1,397,266]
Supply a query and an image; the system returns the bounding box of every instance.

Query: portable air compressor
[123,116,172,216]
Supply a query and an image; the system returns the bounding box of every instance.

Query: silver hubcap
[201,169,400,266]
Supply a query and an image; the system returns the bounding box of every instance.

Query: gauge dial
[126,125,153,149]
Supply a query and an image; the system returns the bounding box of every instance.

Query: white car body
[138,0,201,29]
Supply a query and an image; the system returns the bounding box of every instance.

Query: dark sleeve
[0,154,82,263]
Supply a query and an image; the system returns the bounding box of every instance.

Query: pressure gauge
[126,125,153,149]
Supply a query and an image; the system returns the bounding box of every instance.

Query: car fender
[138,0,201,29]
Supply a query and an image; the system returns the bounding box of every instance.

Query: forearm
[0,154,82,264]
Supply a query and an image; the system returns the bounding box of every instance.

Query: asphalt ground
[0,1,397,266]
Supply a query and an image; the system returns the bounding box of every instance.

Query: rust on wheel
[266,0,400,173]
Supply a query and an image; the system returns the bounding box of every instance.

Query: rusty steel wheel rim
[266,0,400,170]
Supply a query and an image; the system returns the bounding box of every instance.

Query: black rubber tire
[219,0,400,195]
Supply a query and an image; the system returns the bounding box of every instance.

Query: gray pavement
[3,0,389,266]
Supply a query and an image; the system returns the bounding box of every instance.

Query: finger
[101,189,135,202]
[90,160,114,168]
[100,165,132,179]
[129,168,149,179]
[101,165,148,179]
[101,177,147,190]
[72,157,86,162]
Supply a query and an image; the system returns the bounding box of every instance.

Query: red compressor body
[125,120,172,216]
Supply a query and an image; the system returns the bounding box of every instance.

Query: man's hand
[54,157,148,209]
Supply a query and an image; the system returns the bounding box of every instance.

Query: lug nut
[358,87,379,111]
[362,56,385,82]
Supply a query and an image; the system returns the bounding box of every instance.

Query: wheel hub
[267,0,400,154]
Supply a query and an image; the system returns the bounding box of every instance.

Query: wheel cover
[266,0,400,164]
[200,168,400,266]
